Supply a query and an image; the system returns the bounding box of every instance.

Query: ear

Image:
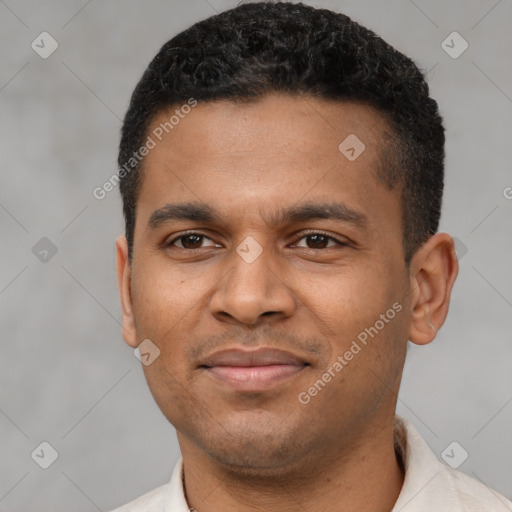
[116,236,138,348]
[408,232,459,345]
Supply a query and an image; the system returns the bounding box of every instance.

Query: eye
[164,231,348,252]
[167,232,219,250]
[293,232,347,250]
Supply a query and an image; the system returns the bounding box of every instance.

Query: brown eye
[294,232,344,249]
[305,234,329,249]
[168,233,218,249]
[178,234,203,248]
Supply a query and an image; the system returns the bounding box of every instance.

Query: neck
[179,413,404,512]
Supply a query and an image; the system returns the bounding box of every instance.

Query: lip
[199,347,309,392]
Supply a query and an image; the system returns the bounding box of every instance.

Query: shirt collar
[391,415,450,511]
[163,415,509,512]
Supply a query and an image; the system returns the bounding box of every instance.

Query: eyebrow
[148,201,368,230]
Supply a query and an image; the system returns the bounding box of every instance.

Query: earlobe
[116,236,138,348]
[408,233,458,346]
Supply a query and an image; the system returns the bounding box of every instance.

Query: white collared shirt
[109,415,512,511]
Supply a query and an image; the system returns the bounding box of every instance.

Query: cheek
[306,260,407,358]
[141,359,198,432]
[130,259,212,335]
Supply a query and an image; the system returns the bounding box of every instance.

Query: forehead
[145,94,387,162]
[136,94,400,233]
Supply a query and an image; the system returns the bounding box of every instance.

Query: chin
[193,420,315,476]
[207,446,304,479]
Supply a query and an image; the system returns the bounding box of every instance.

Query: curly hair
[118,1,445,264]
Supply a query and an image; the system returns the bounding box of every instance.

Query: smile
[203,363,307,392]
[198,346,309,392]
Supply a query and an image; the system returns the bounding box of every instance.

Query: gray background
[1,0,511,510]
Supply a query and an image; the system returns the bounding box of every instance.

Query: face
[118,94,415,475]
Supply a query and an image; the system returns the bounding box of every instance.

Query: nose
[209,244,296,326]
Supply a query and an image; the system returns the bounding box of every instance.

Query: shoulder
[108,483,170,512]
[393,415,512,511]
[445,466,512,511]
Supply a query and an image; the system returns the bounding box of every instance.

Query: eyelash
[165,230,348,251]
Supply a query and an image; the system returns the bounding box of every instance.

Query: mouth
[198,347,310,392]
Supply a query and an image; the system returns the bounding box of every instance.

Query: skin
[116,94,458,512]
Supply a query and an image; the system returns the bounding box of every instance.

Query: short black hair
[118,1,445,264]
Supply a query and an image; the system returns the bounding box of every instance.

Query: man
[111,2,512,511]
